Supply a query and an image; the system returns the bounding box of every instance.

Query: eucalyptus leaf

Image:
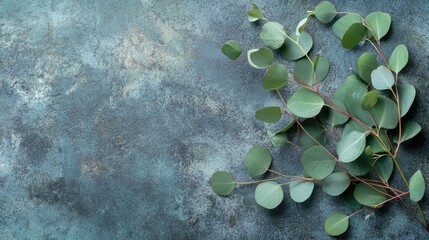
[246,146,272,176]
[255,181,284,209]
[332,14,362,39]
[301,146,336,180]
[260,22,286,49]
[367,130,391,153]
[255,106,282,123]
[279,32,313,60]
[277,120,296,133]
[371,66,394,90]
[357,52,378,84]
[299,119,327,150]
[322,173,351,196]
[374,156,393,183]
[320,98,349,127]
[342,23,366,49]
[296,17,308,35]
[393,121,421,143]
[409,170,425,202]
[210,171,235,196]
[335,75,373,126]
[337,131,367,163]
[353,183,388,207]
[342,188,362,209]
[315,1,337,24]
[360,90,380,110]
[370,96,398,129]
[342,119,368,138]
[262,63,288,90]
[324,212,349,236]
[365,12,391,40]
[267,130,288,149]
[287,88,324,118]
[343,153,372,176]
[289,181,315,203]
[389,44,409,73]
[247,48,273,69]
[293,56,330,84]
[398,83,416,117]
[247,9,262,22]
[221,40,242,60]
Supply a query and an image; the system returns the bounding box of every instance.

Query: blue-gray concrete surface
[0,0,428,239]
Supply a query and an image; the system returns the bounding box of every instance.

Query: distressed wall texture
[0,0,428,239]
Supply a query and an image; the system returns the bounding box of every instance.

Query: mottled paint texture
[0,0,428,239]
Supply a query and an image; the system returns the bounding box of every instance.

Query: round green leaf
[262,63,288,90]
[279,31,313,60]
[221,40,242,60]
[247,48,273,69]
[287,88,324,118]
[324,212,349,236]
[409,170,425,202]
[335,75,373,126]
[322,173,351,196]
[394,121,421,143]
[389,44,409,74]
[367,130,391,153]
[260,22,286,49]
[370,96,398,129]
[342,23,366,49]
[246,146,272,176]
[301,146,336,180]
[360,90,381,110]
[299,119,326,150]
[255,181,284,209]
[398,83,416,117]
[315,1,337,24]
[343,153,372,176]
[353,182,388,207]
[210,171,235,196]
[289,181,314,203]
[342,188,362,209]
[337,131,367,163]
[342,119,368,138]
[255,106,282,123]
[267,130,288,149]
[365,12,391,40]
[371,65,394,90]
[293,56,330,84]
[374,156,393,183]
[246,9,262,22]
[332,14,362,39]
[296,17,308,35]
[320,98,349,126]
[357,52,378,84]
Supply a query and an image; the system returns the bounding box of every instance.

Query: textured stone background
[0,0,428,239]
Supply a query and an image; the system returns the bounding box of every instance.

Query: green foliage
[296,17,308,35]
[409,170,425,202]
[374,156,393,183]
[289,181,314,202]
[267,130,288,149]
[371,66,395,90]
[324,212,349,236]
[357,52,378,84]
[279,32,313,60]
[255,106,282,123]
[398,83,416,117]
[247,48,273,69]
[320,98,349,126]
[322,173,351,196]
[301,146,336,179]
[299,119,327,150]
[343,153,372,176]
[246,146,272,176]
[365,12,391,40]
[342,23,366,49]
[255,181,284,209]
[262,63,288,90]
[337,131,367,163]
[394,121,421,143]
[370,96,399,129]
[221,40,242,60]
[353,183,388,207]
[260,22,286,49]
[246,3,262,22]
[315,1,337,24]
[389,44,409,73]
[360,90,380,110]
[293,56,330,84]
[210,171,235,196]
[287,88,324,118]
[332,14,362,39]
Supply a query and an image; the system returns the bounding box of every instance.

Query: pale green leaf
[255,181,284,209]
[322,173,351,196]
[210,171,235,196]
[260,22,286,49]
[389,44,409,73]
[247,48,273,69]
[343,153,372,176]
[255,106,282,123]
[320,98,349,126]
[296,17,308,35]
[246,7,262,22]
[409,170,425,202]
[371,66,394,90]
[398,83,416,117]
[287,88,324,118]
[374,156,393,183]
[267,130,288,149]
[337,131,366,163]
[246,146,272,176]
[324,212,349,236]
[357,52,378,84]
[360,90,380,110]
[367,130,391,153]
[279,32,313,60]
[342,119,368,138]
[365,12,391,40]
[332,14,361,39]
[299,119,326,150]
[293,56,330,84]
[301,146,336,180]
[221,40,242,60]
[341,23,366,49]
[370,96,398,129]
[315,1,337,24]
[289,181,314,203]
[262,63,288,90]
[353,182,388,207]
[393,121,421,143]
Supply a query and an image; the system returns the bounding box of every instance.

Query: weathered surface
[0,0,428,239]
